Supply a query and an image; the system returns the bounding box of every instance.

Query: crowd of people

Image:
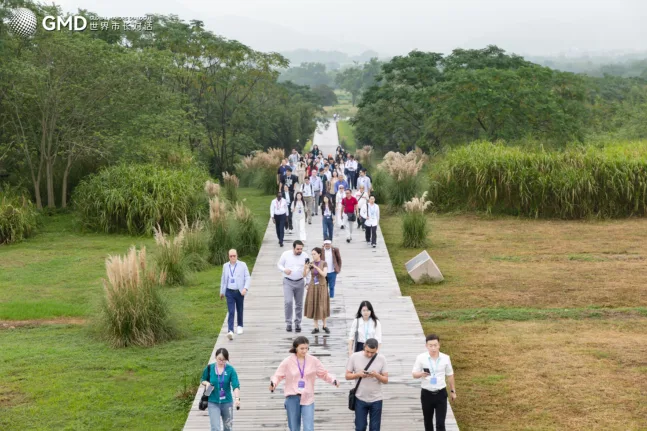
[202,143,457,431]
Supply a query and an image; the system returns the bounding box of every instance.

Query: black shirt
[277,165,287,177]
[280,174,299,193]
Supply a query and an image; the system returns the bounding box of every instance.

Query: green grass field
[324,90,358,118]
[0,188,272,431]
[336,121,357,153]
[381,212,647,430]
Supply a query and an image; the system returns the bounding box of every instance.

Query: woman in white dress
[347,300,382,355]
[335,184,346,228]
[291,191,307,243]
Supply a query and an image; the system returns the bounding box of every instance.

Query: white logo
[4,8,38,38]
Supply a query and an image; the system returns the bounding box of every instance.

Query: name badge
[219,389,226,400]
[298,210,302,214]
[230,278,236,284]
[430,377,437,385]
[297,380,305,392]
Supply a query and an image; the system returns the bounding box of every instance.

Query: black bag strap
[353,352,378,391]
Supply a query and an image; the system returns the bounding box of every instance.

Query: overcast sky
[51,0,646,57]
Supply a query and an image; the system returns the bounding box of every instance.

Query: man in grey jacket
[220,249,251,340]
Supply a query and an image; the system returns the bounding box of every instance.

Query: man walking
[277,159,288,189]
[335,174,349,194]
[412,334,457,431]
[361,195,380,248]
[311,171,323,213]
[357,169,372,194]
[341,189,359,243]
[277,240,308,333]
[280,167,299,201]
[322,239,342,298]
[270,192,289,247]
[289,148,300,166]
[346,338,389,431]
[345,155,359,190]
[301,176,315,225]
[220,249,251,340]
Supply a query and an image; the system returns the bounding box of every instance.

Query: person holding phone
[346,339,388,431]
[303,247,330,334]
[201,348,241,431]
[269,336,340,431]
[411,334,457,431]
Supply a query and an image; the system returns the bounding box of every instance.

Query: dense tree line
[0,2,325,209]
[352,46,647,153]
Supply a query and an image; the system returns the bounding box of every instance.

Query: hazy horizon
[46,0,646,58]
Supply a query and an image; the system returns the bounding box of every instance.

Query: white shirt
[324,248,335,273]
[412,352,454,391]
[345,160,358,171]
[277,250,308,281]
[335,190,345,205]
[325,171,332,181]
[348,318,382,343]
[291,200,306,217]
[361,203,380,227]
[355,190,368,211]
[301,182,314,197]
[310,175,322,192]
[270,198,288,217]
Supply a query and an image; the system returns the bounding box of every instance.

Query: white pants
[336,204,343,225]
[343,213,354,239]
[293,215,306,242]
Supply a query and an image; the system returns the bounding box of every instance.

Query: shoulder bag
[199,364,212,411]
[348,351,378,411]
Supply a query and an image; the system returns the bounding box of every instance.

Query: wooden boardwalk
[183,121,459,430]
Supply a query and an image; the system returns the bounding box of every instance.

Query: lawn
[0,187,272,431]
[336,120,357,153]
[381,212,647,430]
[324,89,358,118]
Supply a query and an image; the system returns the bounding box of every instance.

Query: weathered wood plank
[183,121,459,430]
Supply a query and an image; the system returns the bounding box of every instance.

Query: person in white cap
[321,239,342,298]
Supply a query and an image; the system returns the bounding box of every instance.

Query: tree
[312,85,338,106]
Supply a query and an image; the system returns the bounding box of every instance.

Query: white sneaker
[237,327,244,335]
[227,331,234,340]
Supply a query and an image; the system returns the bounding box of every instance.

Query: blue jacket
[220,261,251,295]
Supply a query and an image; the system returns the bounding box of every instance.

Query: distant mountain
[279,49,381,68]
[203,15,373,57]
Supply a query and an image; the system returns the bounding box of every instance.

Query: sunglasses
[229,255,237,257]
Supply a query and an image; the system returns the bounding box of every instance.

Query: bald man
[220,249,251,340]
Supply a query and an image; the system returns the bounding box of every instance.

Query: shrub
[402,192,432,248]
[241,148,284,195]
[370,169,390,206]
[207,197,233,265]
[152,224,189,286]
[99,246,178,348]
[379,150,428,207]
[356,145,374,173]
[180,217,210,272]
[73,164,209,235]
[0,187,40,245]
[222,172,240,203]
[429,141,647,218]
[232,202,261,257]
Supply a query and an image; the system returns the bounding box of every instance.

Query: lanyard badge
[215,365,227,400]
[428,356,440,385]
[296,356,306,393]
[229,263,237,284]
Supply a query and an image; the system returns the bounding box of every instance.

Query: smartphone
[423,368,430,374]
[305,258,310,264]
[363,370,370,375]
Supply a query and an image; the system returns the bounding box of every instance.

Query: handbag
[348,351,378,411]
[198,364,211,411]
[346,212,356,222]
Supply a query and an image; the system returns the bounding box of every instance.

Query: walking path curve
[183,120,459,430]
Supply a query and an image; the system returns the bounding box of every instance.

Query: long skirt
[304,281,330,320]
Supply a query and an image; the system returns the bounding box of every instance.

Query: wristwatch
[450,390,455,393]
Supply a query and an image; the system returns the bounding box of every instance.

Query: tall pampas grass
[222,172,240,203]
[379,150,428,207]
[402,192,432,248]
[208,197,233,265]
[204,180,220,198]
[179,216,210,272]
[99,246,177,348]
[233,202,261,257]
[356,145,374,172]
[153,223,189,286]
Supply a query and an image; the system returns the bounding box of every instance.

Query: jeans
[287,206,294,230]
[421,388,448,431]
[322,215,334,240]
[326,272,337,298]
[365,225,377,245]
[275,214,286,245]
[225,289,244,332]
[355,398,383,431]
[284,395,315,431]
[207,401,233,431]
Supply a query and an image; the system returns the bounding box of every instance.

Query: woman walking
[296,159,306,185]
[282,184,293,234]
[328,170,339,196]
[291,192,307,243]
[335,184,346,228]
[304,247,331,334]
[348,300,383,355]
[201,348,241,431]
[361,195,380,248]
[354,185,369,231]
[270,336,339,431]
[321,194,335,241]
